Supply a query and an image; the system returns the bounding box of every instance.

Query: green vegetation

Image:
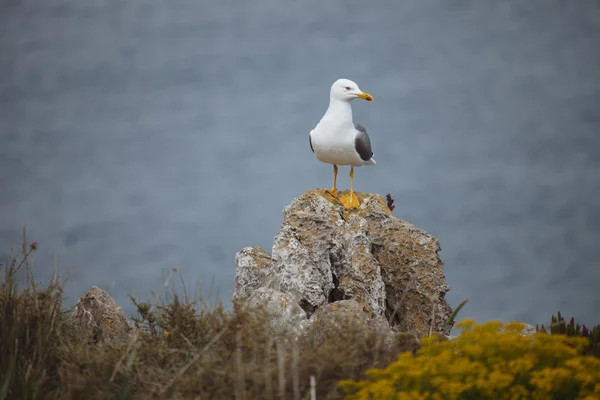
[537,311,600,358]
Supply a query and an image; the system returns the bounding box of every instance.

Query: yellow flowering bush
[340,320,600,400]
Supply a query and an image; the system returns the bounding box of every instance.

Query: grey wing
[353,123,373,161]
[309,130,314,153]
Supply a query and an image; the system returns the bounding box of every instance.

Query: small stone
[308,300,369,343]
[71,286,135,345]
[499,322,537,337]
[241,287,308,335]
[233,247,274,302]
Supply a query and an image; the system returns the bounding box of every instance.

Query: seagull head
[330,79,373,102]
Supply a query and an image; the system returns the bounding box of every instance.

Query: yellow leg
[327,164,338,198]
[340,167,360,208]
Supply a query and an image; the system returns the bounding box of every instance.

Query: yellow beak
[356,92,373,101]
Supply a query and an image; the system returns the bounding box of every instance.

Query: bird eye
[345,86,351,90]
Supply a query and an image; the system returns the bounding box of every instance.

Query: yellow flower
[341,320,600,400]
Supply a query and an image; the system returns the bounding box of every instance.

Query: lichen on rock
[71,286,136,345]
[233,189,453,338]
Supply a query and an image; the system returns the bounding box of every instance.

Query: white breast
[310,119,363,166]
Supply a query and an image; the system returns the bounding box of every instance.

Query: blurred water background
[1,0,599,326]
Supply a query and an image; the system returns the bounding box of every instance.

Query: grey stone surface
[308,300,370,344]
[233,189,453,338]
[498,322,537,337]
[71,286,136,345]
[243,287,310,335]
[233,246,275,302]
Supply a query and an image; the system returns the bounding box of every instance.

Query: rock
[233,247,274,302]
[519,323,537,337]
[244,287,310,335]
[311,300,369,327]
[71,286,135,345]
[366,204,452,338]
[499,322,537,337]
[233,189,453,338]
[271,190,387,318]
[308,300,369,342]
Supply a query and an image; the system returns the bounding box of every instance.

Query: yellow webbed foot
[326,188,338,198]
[339,192,360,209]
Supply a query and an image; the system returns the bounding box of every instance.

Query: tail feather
[364,158,376,166]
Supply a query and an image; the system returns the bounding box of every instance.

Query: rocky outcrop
[233,189,453,338]
[71,286,136,344]
[499,322,537,337]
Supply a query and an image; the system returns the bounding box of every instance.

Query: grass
[0,236,418,400]
[4,233,599,399]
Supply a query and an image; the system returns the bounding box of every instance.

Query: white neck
[324,97,353,122]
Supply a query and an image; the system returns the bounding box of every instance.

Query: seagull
[309,79,375,208]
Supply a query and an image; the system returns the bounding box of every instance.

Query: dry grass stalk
[310,375,316,400]
[236,330,246,400]
[277,341,286,400]
[159,326,227,396]
[265,337,274,400]
[292,339,300,400]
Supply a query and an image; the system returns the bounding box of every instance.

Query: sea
[1,0,599,327]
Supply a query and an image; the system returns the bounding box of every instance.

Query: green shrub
[537,311,600,357]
